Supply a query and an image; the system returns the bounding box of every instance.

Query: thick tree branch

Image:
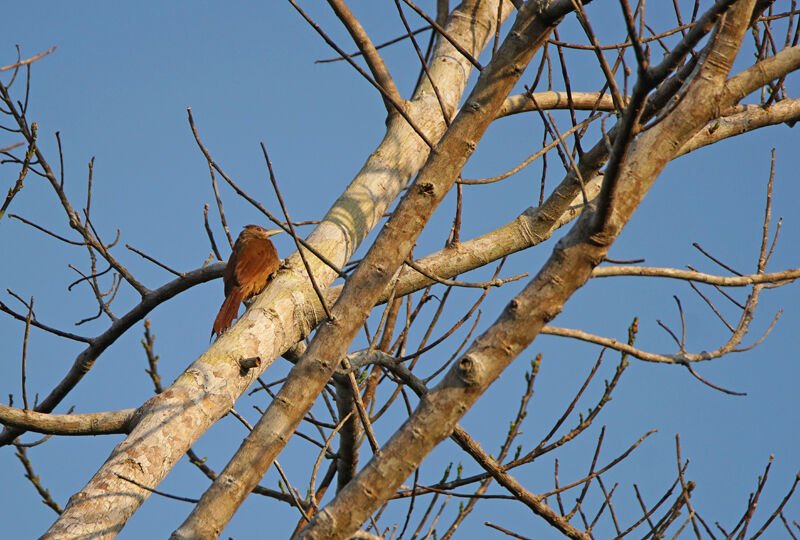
[678,98,800,155]
[295,2,758,538]
[497,91,621,117]
[0,405,135,436]
[174,2,572,538]
[723,44,800,102]
[43,3,516,538]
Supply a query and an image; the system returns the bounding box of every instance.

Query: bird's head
[243,224,283,239]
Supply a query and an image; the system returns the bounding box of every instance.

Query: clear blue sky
[1,2,798,538]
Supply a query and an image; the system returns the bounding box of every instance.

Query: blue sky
[1,2,798,538]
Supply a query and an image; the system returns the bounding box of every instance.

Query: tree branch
[43,2,515,538]
[0,404,135,435]
[295,2,759,537]
[326,0,403,115]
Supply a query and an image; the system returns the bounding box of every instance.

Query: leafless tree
[1,1,799,538]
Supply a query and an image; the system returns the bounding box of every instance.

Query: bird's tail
[212,286,244,337]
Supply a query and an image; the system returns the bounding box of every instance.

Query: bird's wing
[234,240,279,297]
[223,251,239,298]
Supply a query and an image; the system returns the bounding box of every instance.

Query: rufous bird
[212,225,282,337]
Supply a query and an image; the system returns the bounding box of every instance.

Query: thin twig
[126,244,185,278]
[693,242,743,276]
[678,360,746,395]
[404,258,527,289]
[288,0,435,149]
[208,162,233,249]
[261,143,332,320]
[8,213,85,246]
[203,204,223,261]
[0,46,57,72]
[114,473,198,503]
[13,443,63,514]
[316,25,432,63]
[274,459,312,523]
[394,0,451,125]
[0,298,92,343]
[484,522,533,540]
[569,0,626,113]
[459,114,601,185]
[308,411,352,508]
[20,297,33,410]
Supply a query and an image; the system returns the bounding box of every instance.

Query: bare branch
[0,46,56,72]
[0,404,135,435]
[0,262,224,445]
[289,0,435,148]
[326,0,402,114]
[14,443,63,514]
[592,265,800,286]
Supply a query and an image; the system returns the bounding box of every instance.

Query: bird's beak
[263,229,283,238]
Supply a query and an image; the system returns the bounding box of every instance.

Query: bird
[212,225,282,337]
